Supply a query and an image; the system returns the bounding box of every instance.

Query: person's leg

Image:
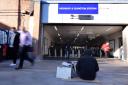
[12,47,17,64]
[16,47,24,69]
[18,55,24,69]
[13,56,17,64]
[13,47,19,64]
[26,52,34,65]
[107,51,110,58]
[104,51,107,58]
[8,47,12,59]
[9,47,16,66]
[24,46,34,65]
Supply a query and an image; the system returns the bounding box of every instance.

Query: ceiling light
[80,26,85,31]
[77,33,79,37]
[96,34,100,37]
[106,27,112,31]
[86,31,93,34]
[54,26,58,31]
[58,33,60,36]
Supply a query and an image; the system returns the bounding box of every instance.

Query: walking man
[15,26,34,70]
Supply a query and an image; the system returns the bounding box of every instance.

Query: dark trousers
[9,47,17,64]
[18,46,33,68]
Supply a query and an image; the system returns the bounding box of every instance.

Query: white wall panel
[42,4,128,24]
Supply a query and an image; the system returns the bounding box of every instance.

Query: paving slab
[0,58,128,85]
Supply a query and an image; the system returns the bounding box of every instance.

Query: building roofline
[41,0,128,4]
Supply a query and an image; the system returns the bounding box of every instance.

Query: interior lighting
[58,33,60,36]
[77,33,79,37]
[106,27,112,31]
[96,34,100,37]
[74,38,77,40]
[80,26,85,31]
[54,26,58,31]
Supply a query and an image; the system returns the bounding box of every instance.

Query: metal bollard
[48,48,51,57]
[60,48,63,57]
[78,49,80,58]
[72,49,74,58]
[55,49,57,57]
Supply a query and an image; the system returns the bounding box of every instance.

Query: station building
[41,0,128,61]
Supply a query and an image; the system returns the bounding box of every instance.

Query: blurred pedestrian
[9,27,20,67]
[101,42,111,58]
[15,26,34,70]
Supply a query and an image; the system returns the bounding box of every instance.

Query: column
[33,1,41,56]
[122,26,128,61]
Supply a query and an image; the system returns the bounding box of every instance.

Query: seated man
[76,49,99,80]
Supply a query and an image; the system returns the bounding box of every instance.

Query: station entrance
[42,24,124,60]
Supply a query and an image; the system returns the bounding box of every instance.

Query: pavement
[0,58,128,85]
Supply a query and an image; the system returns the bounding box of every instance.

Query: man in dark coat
[13,28,20,65]
[76,49,99,80]
[9,27,20,66]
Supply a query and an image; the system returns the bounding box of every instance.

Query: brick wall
[0,0,18,29]
[0,0,41,56]
[0,0,32,29]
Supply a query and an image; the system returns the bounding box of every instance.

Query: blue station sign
[58,3,98,14]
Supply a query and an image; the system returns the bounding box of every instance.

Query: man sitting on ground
[76,49,99,80]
